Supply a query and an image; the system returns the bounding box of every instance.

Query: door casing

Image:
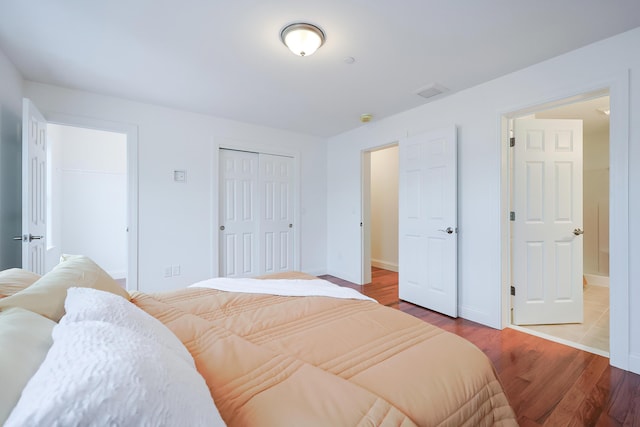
[499,73,631,372]
[44,112,139,291]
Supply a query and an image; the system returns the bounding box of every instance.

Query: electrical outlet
[164,266,172,278]
[172,265,181,276]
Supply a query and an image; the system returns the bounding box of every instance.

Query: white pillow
[5,320,225,427]
[61,287,193,366]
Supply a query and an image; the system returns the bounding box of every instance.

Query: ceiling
[536,96,610,136]
[0,1,638,137]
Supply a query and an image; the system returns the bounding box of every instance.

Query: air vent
[416,83,448,100]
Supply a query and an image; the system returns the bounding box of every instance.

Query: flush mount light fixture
[280,23,326,57]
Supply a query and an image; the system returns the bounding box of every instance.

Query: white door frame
[212,140,301,278]
[499,71,631,372]
[44,112,139,291]
[360,142,398,285]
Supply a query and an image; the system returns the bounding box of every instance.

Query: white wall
[48,124,127,278]
[370,146,398,271]
[0,49,23,269]
[326,27,640,373]
[582,127,610,277]
[24,82,327,292]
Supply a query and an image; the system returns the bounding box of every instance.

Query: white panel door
[398,127,457,317]
[21,99,47,274]
[259,154,294,274]
[513,119,583,325]
[219,149,259,277]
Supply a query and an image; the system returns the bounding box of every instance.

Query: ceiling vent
[416,83,448,100]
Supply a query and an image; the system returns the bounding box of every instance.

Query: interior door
[20,99,47,274]
[259,154,294,274]
[512,118,583,325]
[219,149,259,277]
[398,127,458,317]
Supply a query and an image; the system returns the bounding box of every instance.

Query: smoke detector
[416,83,448,100]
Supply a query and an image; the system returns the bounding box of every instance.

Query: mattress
[131,281,517,426]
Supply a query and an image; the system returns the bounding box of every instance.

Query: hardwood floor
[319,268,640,427]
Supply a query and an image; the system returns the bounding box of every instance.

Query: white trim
[584,274,609,287]
[509,325,609,358]
[42,112,139,292]
[371,259,398,272]
[499,70,631,373]
[212,139,301,278]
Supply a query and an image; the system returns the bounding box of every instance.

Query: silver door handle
[438,227,454,234]
[219,226,225,231]
[13,234,43,242]
[573,228,584,236]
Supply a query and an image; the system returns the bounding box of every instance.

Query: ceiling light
[280,23,325,57]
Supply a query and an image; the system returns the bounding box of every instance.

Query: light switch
[173,170,186,182]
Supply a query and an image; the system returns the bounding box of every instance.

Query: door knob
[219,226,225,231]
[573,228,584,236]
[438,227,454,234]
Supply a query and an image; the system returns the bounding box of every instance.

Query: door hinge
[510,211,515,221]
[510,286,516,296]
[509,137,515,147]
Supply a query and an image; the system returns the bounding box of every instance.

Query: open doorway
[508,94,611,356]
[362,144,399,284]
[46,124,129,288]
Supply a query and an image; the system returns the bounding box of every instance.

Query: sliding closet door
[219,149,295,277]
[219,149,259,277]
[259,154,294,275]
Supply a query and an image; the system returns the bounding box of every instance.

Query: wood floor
[319,267,640,427]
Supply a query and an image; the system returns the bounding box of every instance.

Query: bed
[0,256,517,426]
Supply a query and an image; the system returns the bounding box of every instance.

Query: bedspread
[131,286,517,426]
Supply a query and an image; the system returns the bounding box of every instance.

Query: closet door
[259,154,294,275]
[219,149,259,277]
[219,150,295,277]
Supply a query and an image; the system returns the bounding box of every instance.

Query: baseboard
[371,259,399,272]
[584,274,609,287]
[305,269,327,277]
[458,305,499,329]
[325,269,360,285]
[630,353,640,375]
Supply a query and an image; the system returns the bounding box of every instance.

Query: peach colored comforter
[132,284,517,426]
